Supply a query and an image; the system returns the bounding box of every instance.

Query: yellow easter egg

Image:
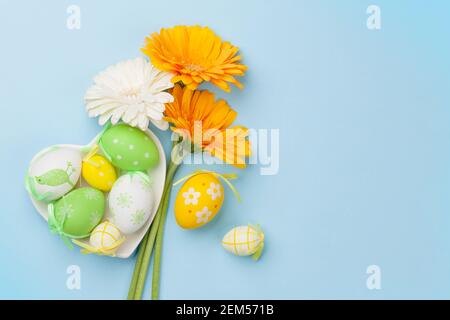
[174,173,224,229]
[89,221,124,255]
[82,154,117,191]
[72,221,125,256]
[222,225,264,258]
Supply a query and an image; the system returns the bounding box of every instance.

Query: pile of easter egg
[25,123,160,256]
[26,123,265,260]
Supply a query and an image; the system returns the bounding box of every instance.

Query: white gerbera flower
[85,57,174,131]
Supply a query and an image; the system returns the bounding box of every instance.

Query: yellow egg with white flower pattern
[82,154,117,191]
[174,173,224,229]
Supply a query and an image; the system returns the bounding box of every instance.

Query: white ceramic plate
[26,128,166,258]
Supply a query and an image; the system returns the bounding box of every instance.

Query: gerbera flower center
[121,87,142,100]
[184,63,204,72]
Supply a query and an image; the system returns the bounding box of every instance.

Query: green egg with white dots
[99,124,159,171]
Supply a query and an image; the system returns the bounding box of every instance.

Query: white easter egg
[90,221,123,255]
[108,172,153,234]
[222,225,265,257]
[26,146,82,202]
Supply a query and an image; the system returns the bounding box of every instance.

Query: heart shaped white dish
[25,128,166,258]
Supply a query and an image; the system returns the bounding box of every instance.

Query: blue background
[1,0,449,299]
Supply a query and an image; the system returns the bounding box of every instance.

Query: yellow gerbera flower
[164,85,250,167]
[141,25,248,92]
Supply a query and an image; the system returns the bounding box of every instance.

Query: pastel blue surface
[1,0,449,299]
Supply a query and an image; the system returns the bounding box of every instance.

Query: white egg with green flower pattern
[108,172,153,234]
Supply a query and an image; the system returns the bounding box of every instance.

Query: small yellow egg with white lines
[222,225,265,260]
[73,221,125,256]
[89,221,124,255]
[82,154,117,191]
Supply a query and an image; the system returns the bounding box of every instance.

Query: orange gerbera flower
[141,25,248,92]
[164,84,250,167]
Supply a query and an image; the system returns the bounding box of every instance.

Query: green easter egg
[99,124,159,171]
[53,187,105,237]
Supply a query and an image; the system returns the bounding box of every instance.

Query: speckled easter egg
[108,172,153,234]
[89,221,123,255]
[174,173,224,229]
[26,146,81,202]
[99,124,159,171]
[50,187,105,238]
[82,154,117,191]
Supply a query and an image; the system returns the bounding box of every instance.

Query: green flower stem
[151,160,180,299]
[150,180,173,298]
[132,192,166,299]
[128,158,180,300]
[128,187,167,300]
[126,230,149,299]
[128,197,165,300]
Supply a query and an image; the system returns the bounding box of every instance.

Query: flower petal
[84,57,176,132]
